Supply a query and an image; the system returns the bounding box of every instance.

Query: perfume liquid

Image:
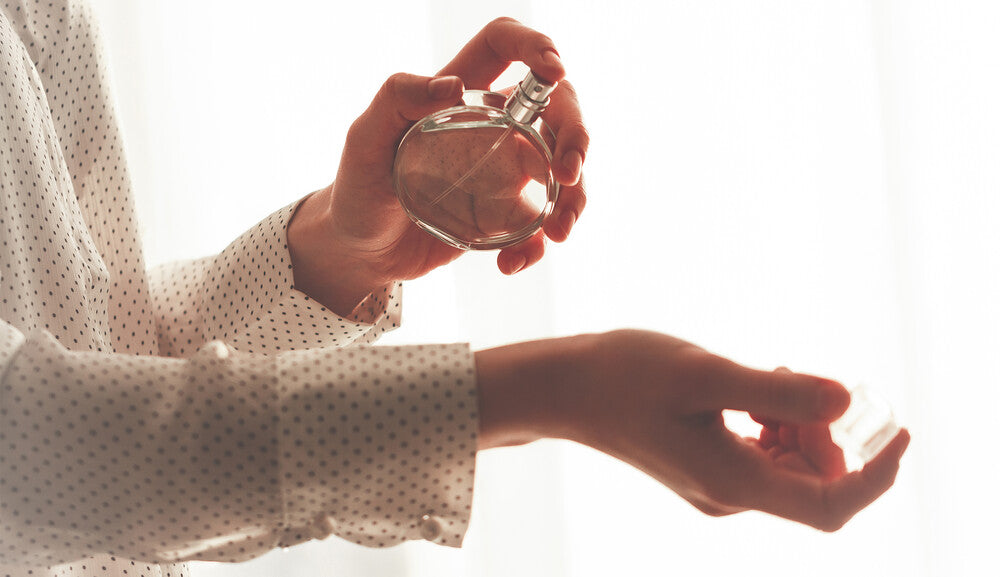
[393,72,559,250]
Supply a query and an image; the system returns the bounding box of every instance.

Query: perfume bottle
[830,385,901,470]
[393,71,559,250]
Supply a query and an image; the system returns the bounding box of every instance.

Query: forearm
[474,333,602,450]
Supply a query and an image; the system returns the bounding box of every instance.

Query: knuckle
[347,116,364,138]
[346,113,371,143]
[556,81,583,115]
[372,72,421,119]
[565,120,591,148]
[488,16,520,29]
[557,78,578,97]
[382,72,409,96]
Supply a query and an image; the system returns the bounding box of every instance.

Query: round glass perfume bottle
[393,72,559,250]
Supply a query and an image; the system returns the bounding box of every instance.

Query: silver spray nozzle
[505,71,557,125]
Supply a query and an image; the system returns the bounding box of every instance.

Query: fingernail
[560,210,577,238]
[428,76,461,99]
[562,149,583,180]
[508,255,527,275]
[542,49,563,70]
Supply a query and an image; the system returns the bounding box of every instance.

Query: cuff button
[419,514,444,543]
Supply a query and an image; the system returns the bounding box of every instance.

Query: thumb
[701,361,851,424]
[349,73,464,158]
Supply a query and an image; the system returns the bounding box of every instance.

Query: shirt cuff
[225,281,403,353]
[274,343,479,549]
[204,198,402,354]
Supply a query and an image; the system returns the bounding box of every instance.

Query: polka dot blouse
[0,2,478,576]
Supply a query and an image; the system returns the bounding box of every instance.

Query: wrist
[474,333,601,450]
[287,186,388,317]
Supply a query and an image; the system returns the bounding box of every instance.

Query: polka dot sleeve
[274,344,477,551]
[147,201,403,359]
[0,323,478,568]
[0,1,480,573]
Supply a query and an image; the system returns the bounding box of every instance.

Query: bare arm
[474,330,910,532]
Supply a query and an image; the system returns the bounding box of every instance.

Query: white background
[88,1,999,575]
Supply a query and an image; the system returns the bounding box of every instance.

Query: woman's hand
[288,18,589,316]
[475,330,910,531]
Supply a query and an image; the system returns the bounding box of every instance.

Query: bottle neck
[504,72,557,125]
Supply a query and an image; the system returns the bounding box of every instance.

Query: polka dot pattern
[0,2,479,576]
[147,204,403,359]
[276,344,476,550]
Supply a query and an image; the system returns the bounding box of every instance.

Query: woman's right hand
[474,329,910,531]
[287,18,588,316]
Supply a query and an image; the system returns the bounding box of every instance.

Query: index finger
[438,18,566,89]
[692,358,851,424]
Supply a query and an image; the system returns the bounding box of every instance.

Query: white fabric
[0,2,477,576]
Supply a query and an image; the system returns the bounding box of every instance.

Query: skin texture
[474,330,910,532]
[286,18,909,531]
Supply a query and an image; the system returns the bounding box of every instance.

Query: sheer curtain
[89,1,997,575]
